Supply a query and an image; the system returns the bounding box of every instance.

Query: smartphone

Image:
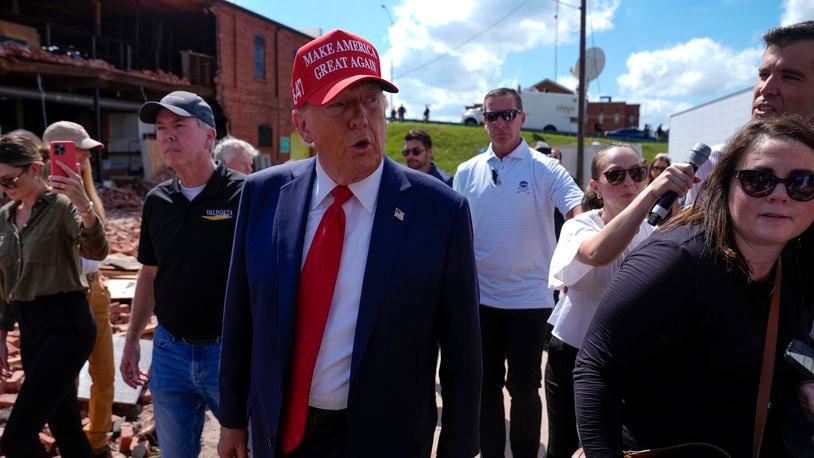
[784,338,814,378]
[49,141,78,177]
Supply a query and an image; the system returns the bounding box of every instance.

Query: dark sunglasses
[735,170,814,202]
[483,109,521,123]
[603,166,648,185]
[402,147,424,157]
[0,167,27,189]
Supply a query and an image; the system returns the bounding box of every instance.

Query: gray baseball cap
[138,91,216,128]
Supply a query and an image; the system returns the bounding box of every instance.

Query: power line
[394,0,534,79]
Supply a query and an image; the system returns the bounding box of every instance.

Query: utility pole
[577,0,587,185]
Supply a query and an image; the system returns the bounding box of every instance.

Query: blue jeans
[150,324,221,458]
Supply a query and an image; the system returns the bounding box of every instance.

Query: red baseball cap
[291,29,398,109]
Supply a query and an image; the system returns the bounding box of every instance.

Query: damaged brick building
[0,0,315,179]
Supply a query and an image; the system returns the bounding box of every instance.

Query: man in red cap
[217,29,481,458]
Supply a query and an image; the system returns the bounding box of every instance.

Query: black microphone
[647,142,711,226]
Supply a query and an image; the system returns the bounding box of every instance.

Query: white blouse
[547,209,654,348]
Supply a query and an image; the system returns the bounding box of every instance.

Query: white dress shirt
[303,157,382,410]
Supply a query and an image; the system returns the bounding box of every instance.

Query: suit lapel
[351,158,414,380]
[275,159,316,367]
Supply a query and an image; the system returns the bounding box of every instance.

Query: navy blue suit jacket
[219,156,481,457]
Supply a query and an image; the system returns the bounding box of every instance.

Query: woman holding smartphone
[544,144,695,457]
[0,134,108,457]
[43,120,114,457]
[574,117,814,456]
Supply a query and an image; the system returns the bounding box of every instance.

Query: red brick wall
[587,101,640,134]
[211,2,311,164]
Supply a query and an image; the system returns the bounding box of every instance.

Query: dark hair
[0,134,44,167]
[582,143,637,210]
[763,21,814,48]
[484,87,523,112]
[404,129,432,150]
[665,116,814,276]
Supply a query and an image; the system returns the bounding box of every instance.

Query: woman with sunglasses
[43,121,115,457]
[544,144,695,458]
[647,153,671,183]
[0,134,108,457]
[573,116,814,457]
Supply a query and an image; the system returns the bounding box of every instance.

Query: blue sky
[232,0,813,129]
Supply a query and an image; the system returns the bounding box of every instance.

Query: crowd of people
[0,19,811,458]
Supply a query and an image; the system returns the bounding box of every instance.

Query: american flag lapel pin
[394,208,405,221]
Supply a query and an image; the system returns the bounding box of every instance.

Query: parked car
[461,106,483,126]
[605,128,650,140]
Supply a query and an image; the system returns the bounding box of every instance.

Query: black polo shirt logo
[202,209,234,221]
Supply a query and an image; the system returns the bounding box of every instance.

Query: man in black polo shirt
[119,91,244,457]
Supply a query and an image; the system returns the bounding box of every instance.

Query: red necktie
[281,185,353,453]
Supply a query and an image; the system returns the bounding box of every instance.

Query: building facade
[0,0,314,178]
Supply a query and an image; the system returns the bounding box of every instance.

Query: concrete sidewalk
[433,352,550,457]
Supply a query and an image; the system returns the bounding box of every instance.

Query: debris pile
[0,182,156,456]
[0,41,190,86]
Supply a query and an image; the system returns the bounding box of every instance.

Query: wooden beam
[0,59,214,97]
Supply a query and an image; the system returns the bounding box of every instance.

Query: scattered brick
[5,370,24,393]
[119,421,134,453]
[38,431,56,452]
[0,393,17,408]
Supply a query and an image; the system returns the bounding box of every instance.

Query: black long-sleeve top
[574,223,813,457]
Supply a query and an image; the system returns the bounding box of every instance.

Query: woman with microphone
[544,144,695,458]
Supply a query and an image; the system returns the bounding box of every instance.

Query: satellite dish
[569,47,606,83]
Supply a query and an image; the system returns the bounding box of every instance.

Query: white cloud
[781,0,814,25]
[557,74,579,93]
[638,98,693,130]
[380,0,621,121]
[616,38,762,99]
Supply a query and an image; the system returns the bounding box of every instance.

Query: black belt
[305,407,347,427]
[179,336,220,345]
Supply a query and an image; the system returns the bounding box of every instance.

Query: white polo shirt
[454,139,583,310]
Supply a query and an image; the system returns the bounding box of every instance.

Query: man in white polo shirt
[454,87,583,458]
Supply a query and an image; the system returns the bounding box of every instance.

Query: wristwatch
[79,201,95,217]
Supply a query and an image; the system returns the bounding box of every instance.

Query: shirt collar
[6,190,57,224]
[487,138,530,164]
[312,157,383,215]
[168,162,225,197]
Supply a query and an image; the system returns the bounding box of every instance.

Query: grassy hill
[384,121,668,176]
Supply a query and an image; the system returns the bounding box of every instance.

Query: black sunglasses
[603,166,648,185]
[483,109,521,123]
[0,167,27,189]
[735,170,814,202]
[402,147,424,157]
